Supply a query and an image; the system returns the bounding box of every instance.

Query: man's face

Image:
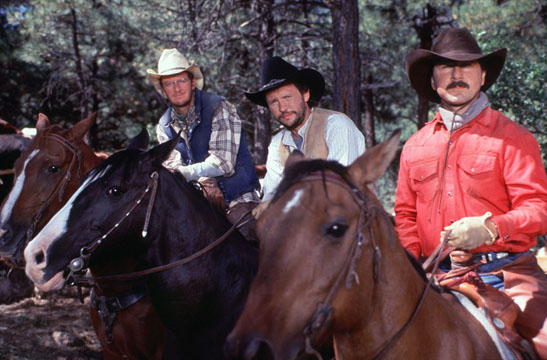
[265,83,311,132]
[431,60,486,112]
[161,72,195,112]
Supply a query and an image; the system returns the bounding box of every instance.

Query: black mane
[272,158,354,203]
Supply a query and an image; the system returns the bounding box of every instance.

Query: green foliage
[0,0,544,209]
[455,0,546,165]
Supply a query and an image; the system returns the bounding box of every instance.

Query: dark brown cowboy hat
[405,27,507,103]
[245,56,325,107]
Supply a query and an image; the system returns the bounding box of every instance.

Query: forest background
[0,0,545,211]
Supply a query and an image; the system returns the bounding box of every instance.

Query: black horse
[24,129,258,359]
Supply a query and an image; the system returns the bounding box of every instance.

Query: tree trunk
[330,0,361,128]
[411,4,454,129]
[252,0,275,166]
[69,6,90,120]
[363,74,375,148]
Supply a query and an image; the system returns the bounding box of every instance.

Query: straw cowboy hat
[147,48,204,97]
[405,27,507,103]
[245,56,325,107]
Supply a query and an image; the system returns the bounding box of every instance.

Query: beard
[276,100,308,131]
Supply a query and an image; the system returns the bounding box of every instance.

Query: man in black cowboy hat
[147,49,260,240]
[245,56,365,203]
[395,27,547,357]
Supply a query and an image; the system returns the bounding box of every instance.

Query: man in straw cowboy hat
[395,27,547,357]
[147,49,260,240]
[245,56,365,203]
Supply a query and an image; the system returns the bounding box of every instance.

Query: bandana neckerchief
[439,91,490,132]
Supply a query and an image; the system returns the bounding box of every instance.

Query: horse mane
[272,158,354,203]
[35,124,65,146]
[92,148,227,219]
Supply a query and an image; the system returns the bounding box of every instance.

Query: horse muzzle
[0,227,26,263]
[224,332,276,360]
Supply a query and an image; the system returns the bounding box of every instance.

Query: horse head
[23,129,179,292]
[0,113,101,265]
[225,131,402,360]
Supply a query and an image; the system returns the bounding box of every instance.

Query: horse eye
[107,186,124,198]
[325,222,348,238]
[46,165,60,174]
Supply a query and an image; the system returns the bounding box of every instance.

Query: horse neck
[333,224,486,359]
[143,171,231,260]
[89,248,146,296]
[333,220,438,359]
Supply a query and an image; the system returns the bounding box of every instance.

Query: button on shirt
[262,109,365,201]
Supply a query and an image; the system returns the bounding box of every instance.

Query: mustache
[447,81,469,90]
[279,111,296,118]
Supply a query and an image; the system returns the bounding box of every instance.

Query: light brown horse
[0,113,164,360]
[225,131,503,360]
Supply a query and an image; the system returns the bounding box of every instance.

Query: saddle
[435,251,539,360]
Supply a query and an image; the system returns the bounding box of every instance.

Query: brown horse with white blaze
[225,131,503,359]
[0,113,164,360]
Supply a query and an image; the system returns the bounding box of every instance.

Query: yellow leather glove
[251,200,271,219]
[442,212,497,250]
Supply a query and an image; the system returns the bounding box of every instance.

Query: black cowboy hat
[405,27,507,103]
[245,56,325,107]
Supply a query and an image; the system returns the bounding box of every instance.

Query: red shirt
[395,107,547,259]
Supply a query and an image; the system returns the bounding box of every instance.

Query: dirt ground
[0,287,103,360]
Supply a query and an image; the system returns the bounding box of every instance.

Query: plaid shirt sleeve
[156,122,187,173]
[204,100,241,177]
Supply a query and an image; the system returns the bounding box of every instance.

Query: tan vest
[278,107,346,165]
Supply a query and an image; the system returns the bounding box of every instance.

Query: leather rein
[296,171,446,359]
[66,170,250,288]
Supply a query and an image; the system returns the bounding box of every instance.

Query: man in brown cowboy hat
[245,56,365,203]
[395,27,547,357]
[147,48,260,240]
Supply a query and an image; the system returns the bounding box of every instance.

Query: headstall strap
[66,171,159,286]
[299,170,381,352]
[26,134,83,243]
[142,172,159,238]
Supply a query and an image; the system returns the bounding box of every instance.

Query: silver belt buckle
[496,252,510,260]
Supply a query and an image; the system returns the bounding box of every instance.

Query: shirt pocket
[457,153,497,177]
[457,153,498,199]
[409,158,439,201]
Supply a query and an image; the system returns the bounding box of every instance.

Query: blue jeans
[442,251,530,290]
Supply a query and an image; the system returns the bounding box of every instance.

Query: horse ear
[347,130,401,190]
[127,128,150,150]
[285,150,306,169]
[36,113,50,131]
[68,112,96,140]
[144,135,178,167]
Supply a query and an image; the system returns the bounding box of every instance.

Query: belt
[474,252,511,263]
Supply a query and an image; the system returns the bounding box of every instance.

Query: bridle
[27,133,83,243]
[295,170,444,359]
[2,133,83,270]
[66,170,251,289]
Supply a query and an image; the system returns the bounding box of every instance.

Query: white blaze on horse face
[282,189,304,214]
[24,164,112,267]
[0,149,39,226]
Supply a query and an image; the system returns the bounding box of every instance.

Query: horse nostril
[34,250,45,265]
[0,228,7,238]
[244,338,275,360]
